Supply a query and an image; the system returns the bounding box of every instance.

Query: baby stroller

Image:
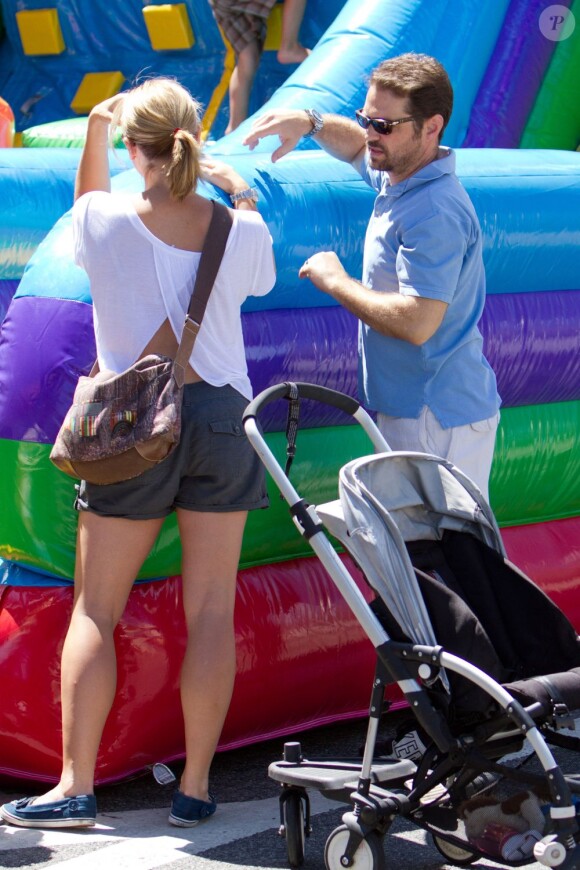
[243,382,580,870]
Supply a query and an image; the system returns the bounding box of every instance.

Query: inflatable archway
[0,0,579,783]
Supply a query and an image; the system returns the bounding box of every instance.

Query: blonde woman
[0,77,275,830]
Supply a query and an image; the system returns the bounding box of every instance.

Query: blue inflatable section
[0,148,129,283]
[0,0,344,138]
[215,0,511,155]
[12,149,580,313]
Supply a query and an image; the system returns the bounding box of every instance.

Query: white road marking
[0,791,333,863]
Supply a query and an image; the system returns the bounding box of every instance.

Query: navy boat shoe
[0,794,97,828]
[168,789,217,827]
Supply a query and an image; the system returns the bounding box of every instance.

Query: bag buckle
[183,316,200,337]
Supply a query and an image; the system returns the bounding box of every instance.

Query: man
[244,52,500,501]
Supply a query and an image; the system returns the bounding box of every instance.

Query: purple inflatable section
[0,297,95,443]
[462,0,569,148]
[1,290,580,443]
[0,280,19,323]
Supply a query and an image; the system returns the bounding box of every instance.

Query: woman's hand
[200,158,258,211]
[88,93,126,126]
[75,95,126,200]
[200,157,248,195]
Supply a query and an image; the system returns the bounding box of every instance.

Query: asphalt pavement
[0,713,573,870]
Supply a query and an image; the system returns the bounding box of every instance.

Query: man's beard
[367,135,423,176]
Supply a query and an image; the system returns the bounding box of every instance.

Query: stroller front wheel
[282,790,307,867]
[324,825,385,870]
[432,833,478,866]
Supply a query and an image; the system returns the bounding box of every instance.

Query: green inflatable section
[520,0,580,150]
[2,401,580,582]
[22,117,123,149]
[0,426,374,581]
[490,400,580,525]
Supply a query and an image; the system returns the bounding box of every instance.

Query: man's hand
[300,252,448,345]
[299,251,348,297]
[243,110,311,162]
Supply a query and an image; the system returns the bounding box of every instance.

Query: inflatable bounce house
[0,0,579,784]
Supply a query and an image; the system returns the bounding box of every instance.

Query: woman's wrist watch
[230,187,259,206]
[304,108,324,138]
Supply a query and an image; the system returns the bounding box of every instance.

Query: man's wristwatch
[230,187,259,205]
[304,108,324,138]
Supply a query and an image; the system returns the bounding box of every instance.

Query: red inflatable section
[501,516,580,628]
[0,554,383,784]
[0,97,14,147]
[2,520,579,785]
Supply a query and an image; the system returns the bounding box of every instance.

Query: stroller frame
[243,383,580,870]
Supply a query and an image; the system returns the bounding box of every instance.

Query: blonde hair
[113,78,203,201]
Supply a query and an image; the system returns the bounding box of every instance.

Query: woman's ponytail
[167,128,201,201]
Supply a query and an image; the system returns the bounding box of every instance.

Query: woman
[0,77,275,829]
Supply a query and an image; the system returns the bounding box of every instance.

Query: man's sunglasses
[355,110,416,136]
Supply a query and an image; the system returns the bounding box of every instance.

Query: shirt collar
[384,147,455,197]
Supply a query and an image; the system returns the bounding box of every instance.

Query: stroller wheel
[432,834,478,866]
[282,790,306,867]
[324,825,385,870]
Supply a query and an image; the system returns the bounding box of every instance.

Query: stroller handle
[243,381,361,423]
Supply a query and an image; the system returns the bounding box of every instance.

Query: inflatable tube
[4,288,580,449]
[0,97,14,147]
[214,0,511,156]
[479,289,580,407]
[0,553,378,783]
[501,517,580,629]
[11,150,580,319]
[0,148,129,285]
[2,401,580,581]
[462,0,567,147]
[491,401,580,526]
[520,0,580,150]
[0,279,18,323]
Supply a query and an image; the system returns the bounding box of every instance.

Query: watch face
[306,109,323,135]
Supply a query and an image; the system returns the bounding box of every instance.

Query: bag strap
[173,200,233,386]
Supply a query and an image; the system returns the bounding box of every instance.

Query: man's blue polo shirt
[358,148,500,427]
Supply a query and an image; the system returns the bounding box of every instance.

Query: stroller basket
[243,383,580,870]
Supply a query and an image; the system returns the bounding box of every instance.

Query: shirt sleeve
[396,209,469,303]
[356,151,383,192]
[233,211,276,298]
[71,191,94,270]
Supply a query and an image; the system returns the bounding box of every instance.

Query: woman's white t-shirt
[72,191,275,400]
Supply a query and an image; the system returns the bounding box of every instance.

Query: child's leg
[278,0,310,64]
[227,41,261,133]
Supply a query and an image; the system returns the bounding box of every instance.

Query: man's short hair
[370,53,453,141]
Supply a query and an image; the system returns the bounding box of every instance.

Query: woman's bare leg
[226,41,261,133]
[277,0,310,64]
[176,508,247,800]
[32,511,164,804]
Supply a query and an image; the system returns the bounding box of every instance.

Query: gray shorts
[75,382,269,520]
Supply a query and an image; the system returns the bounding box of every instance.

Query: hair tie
[173,128,181,136]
